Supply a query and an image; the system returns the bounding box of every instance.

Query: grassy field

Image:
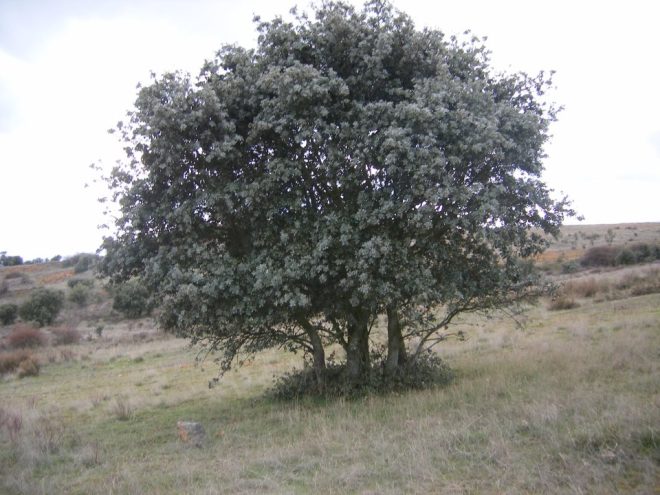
[0,228,659,494]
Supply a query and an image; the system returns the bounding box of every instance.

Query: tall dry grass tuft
[0,406,73,468]
[111,396,135,421]
[17,356,39,378]
[0,349,35,375]
[0,407,23,445]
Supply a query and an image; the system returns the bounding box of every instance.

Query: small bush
[269,351,454,400]
[7,325,47,348]
[19,288,64,326]
[615,248,636,266]
[51,326,81,346]
[580,246,620,267]
[68,284,90,307]
[0,303,18,325]
[17,356,40,378]
[548,295,580,311]
[0,349,34,374]
[561,261,581,274]
[112,279,153,319]
[629,243,660,263]
[67,278,94,289]
[0,278,7,297]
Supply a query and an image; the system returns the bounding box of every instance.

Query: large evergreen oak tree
[100,1,573,385]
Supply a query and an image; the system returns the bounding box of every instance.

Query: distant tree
[61,253,98,272]
[25,258,45,265]
[0,253,23,266]
[100,1,573,387]
[18,288,64,326]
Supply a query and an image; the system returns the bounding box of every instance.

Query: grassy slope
[0,230,659,494]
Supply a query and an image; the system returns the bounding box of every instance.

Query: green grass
[1,265,659,493]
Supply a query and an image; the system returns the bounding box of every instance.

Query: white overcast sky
[1,0,659,259]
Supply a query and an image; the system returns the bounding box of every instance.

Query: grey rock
[177,420,206,447]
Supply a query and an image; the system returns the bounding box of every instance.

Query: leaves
[100,0,573,377]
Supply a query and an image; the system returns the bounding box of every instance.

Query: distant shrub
[74,257,94,274]
[51,326,81,346]
[61,253,97,271]
[61,254,80,268]
[0,349,34,374]
[62,253,98,273]
[0,303,18,325]
[67,278,94,289]
[68,284,90,307]
[630,243,660,262]
[0,278,7,297]
[580,246,620,267]
[17,356,40,378]
[19,288,64,326]
[561,261,581,274]
[615,243,660,266]
[615,248,636,265]
[112,280,153,319]
[548,295,579,311]
[7,325,47,348]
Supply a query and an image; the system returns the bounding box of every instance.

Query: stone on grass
[177,420,206,447]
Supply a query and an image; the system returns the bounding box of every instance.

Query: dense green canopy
[100,0,572,384]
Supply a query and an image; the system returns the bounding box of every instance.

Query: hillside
[0,224,658,494]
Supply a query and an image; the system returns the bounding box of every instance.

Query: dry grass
[50,326,82,346]
[558,265,660,302]
[537,222,660,273]
[0,286,657,494]
[0,244,658,493]
[38,270,75,285]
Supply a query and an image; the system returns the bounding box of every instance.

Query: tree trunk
[346,310,370,382]
[300,319,326,387]
[385,305,407,375]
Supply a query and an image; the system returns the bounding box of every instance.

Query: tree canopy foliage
[100,0,573,388]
